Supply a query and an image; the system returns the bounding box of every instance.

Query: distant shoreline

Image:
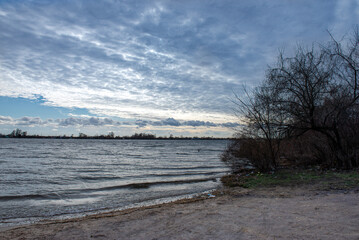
[0,136,232,140]
[0,129,233,140]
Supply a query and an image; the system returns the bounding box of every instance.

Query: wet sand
[1,186,359,239]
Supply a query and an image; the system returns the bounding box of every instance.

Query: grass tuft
[221,168,359,190]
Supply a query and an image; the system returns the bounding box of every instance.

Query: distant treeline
[0,129,230,140]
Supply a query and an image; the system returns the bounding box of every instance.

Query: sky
[0,0,358,137]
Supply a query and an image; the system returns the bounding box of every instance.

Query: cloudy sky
[0,0,358,137]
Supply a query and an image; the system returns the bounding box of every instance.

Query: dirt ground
[1,186,359,240]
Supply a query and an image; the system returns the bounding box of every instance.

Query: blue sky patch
[0,96,94,119]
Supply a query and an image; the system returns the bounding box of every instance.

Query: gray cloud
[56,117,115,127]
[0,115,14,124]
[0,115,116,127]
[134,120,148,128]
[17,117,44,126]
[0,115,239,130]
[154,118,181,127]
[0,116,46,126]
[131,117,240,128]
[182,120,217,127]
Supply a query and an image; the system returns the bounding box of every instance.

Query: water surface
[0,139,229,226]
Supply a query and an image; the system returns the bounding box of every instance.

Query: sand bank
[1,186,359,239]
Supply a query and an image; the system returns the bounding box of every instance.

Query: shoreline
[0,189,216,229]
[1,186,359,239]
[0,193,208,231]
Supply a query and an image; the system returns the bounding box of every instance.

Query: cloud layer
[0,115,239,130]
[0,0,358,136]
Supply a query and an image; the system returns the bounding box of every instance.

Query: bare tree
[230,26,359,171]
[232,83,287,171]
[327,27,359,100]
[323,27,359,168]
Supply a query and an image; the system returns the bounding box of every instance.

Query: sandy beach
[1,186,359,240]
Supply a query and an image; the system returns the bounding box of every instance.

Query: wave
[0,177,218,202]
[144,171,226,178]
[0,147,15,150]
[142,144,165,148]
[77,176,123,181]
[15,155,49,159]
[55,156,89,160]
[0,193,67,201]
[202,149,223,152]
[146,166,227,171]
[175,152,191,155]
[86,177,218,191]
[123,153,143,157]
[76,169,106,173]
[107,163,134,166]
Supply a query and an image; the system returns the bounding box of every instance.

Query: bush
[222,138,275,172]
